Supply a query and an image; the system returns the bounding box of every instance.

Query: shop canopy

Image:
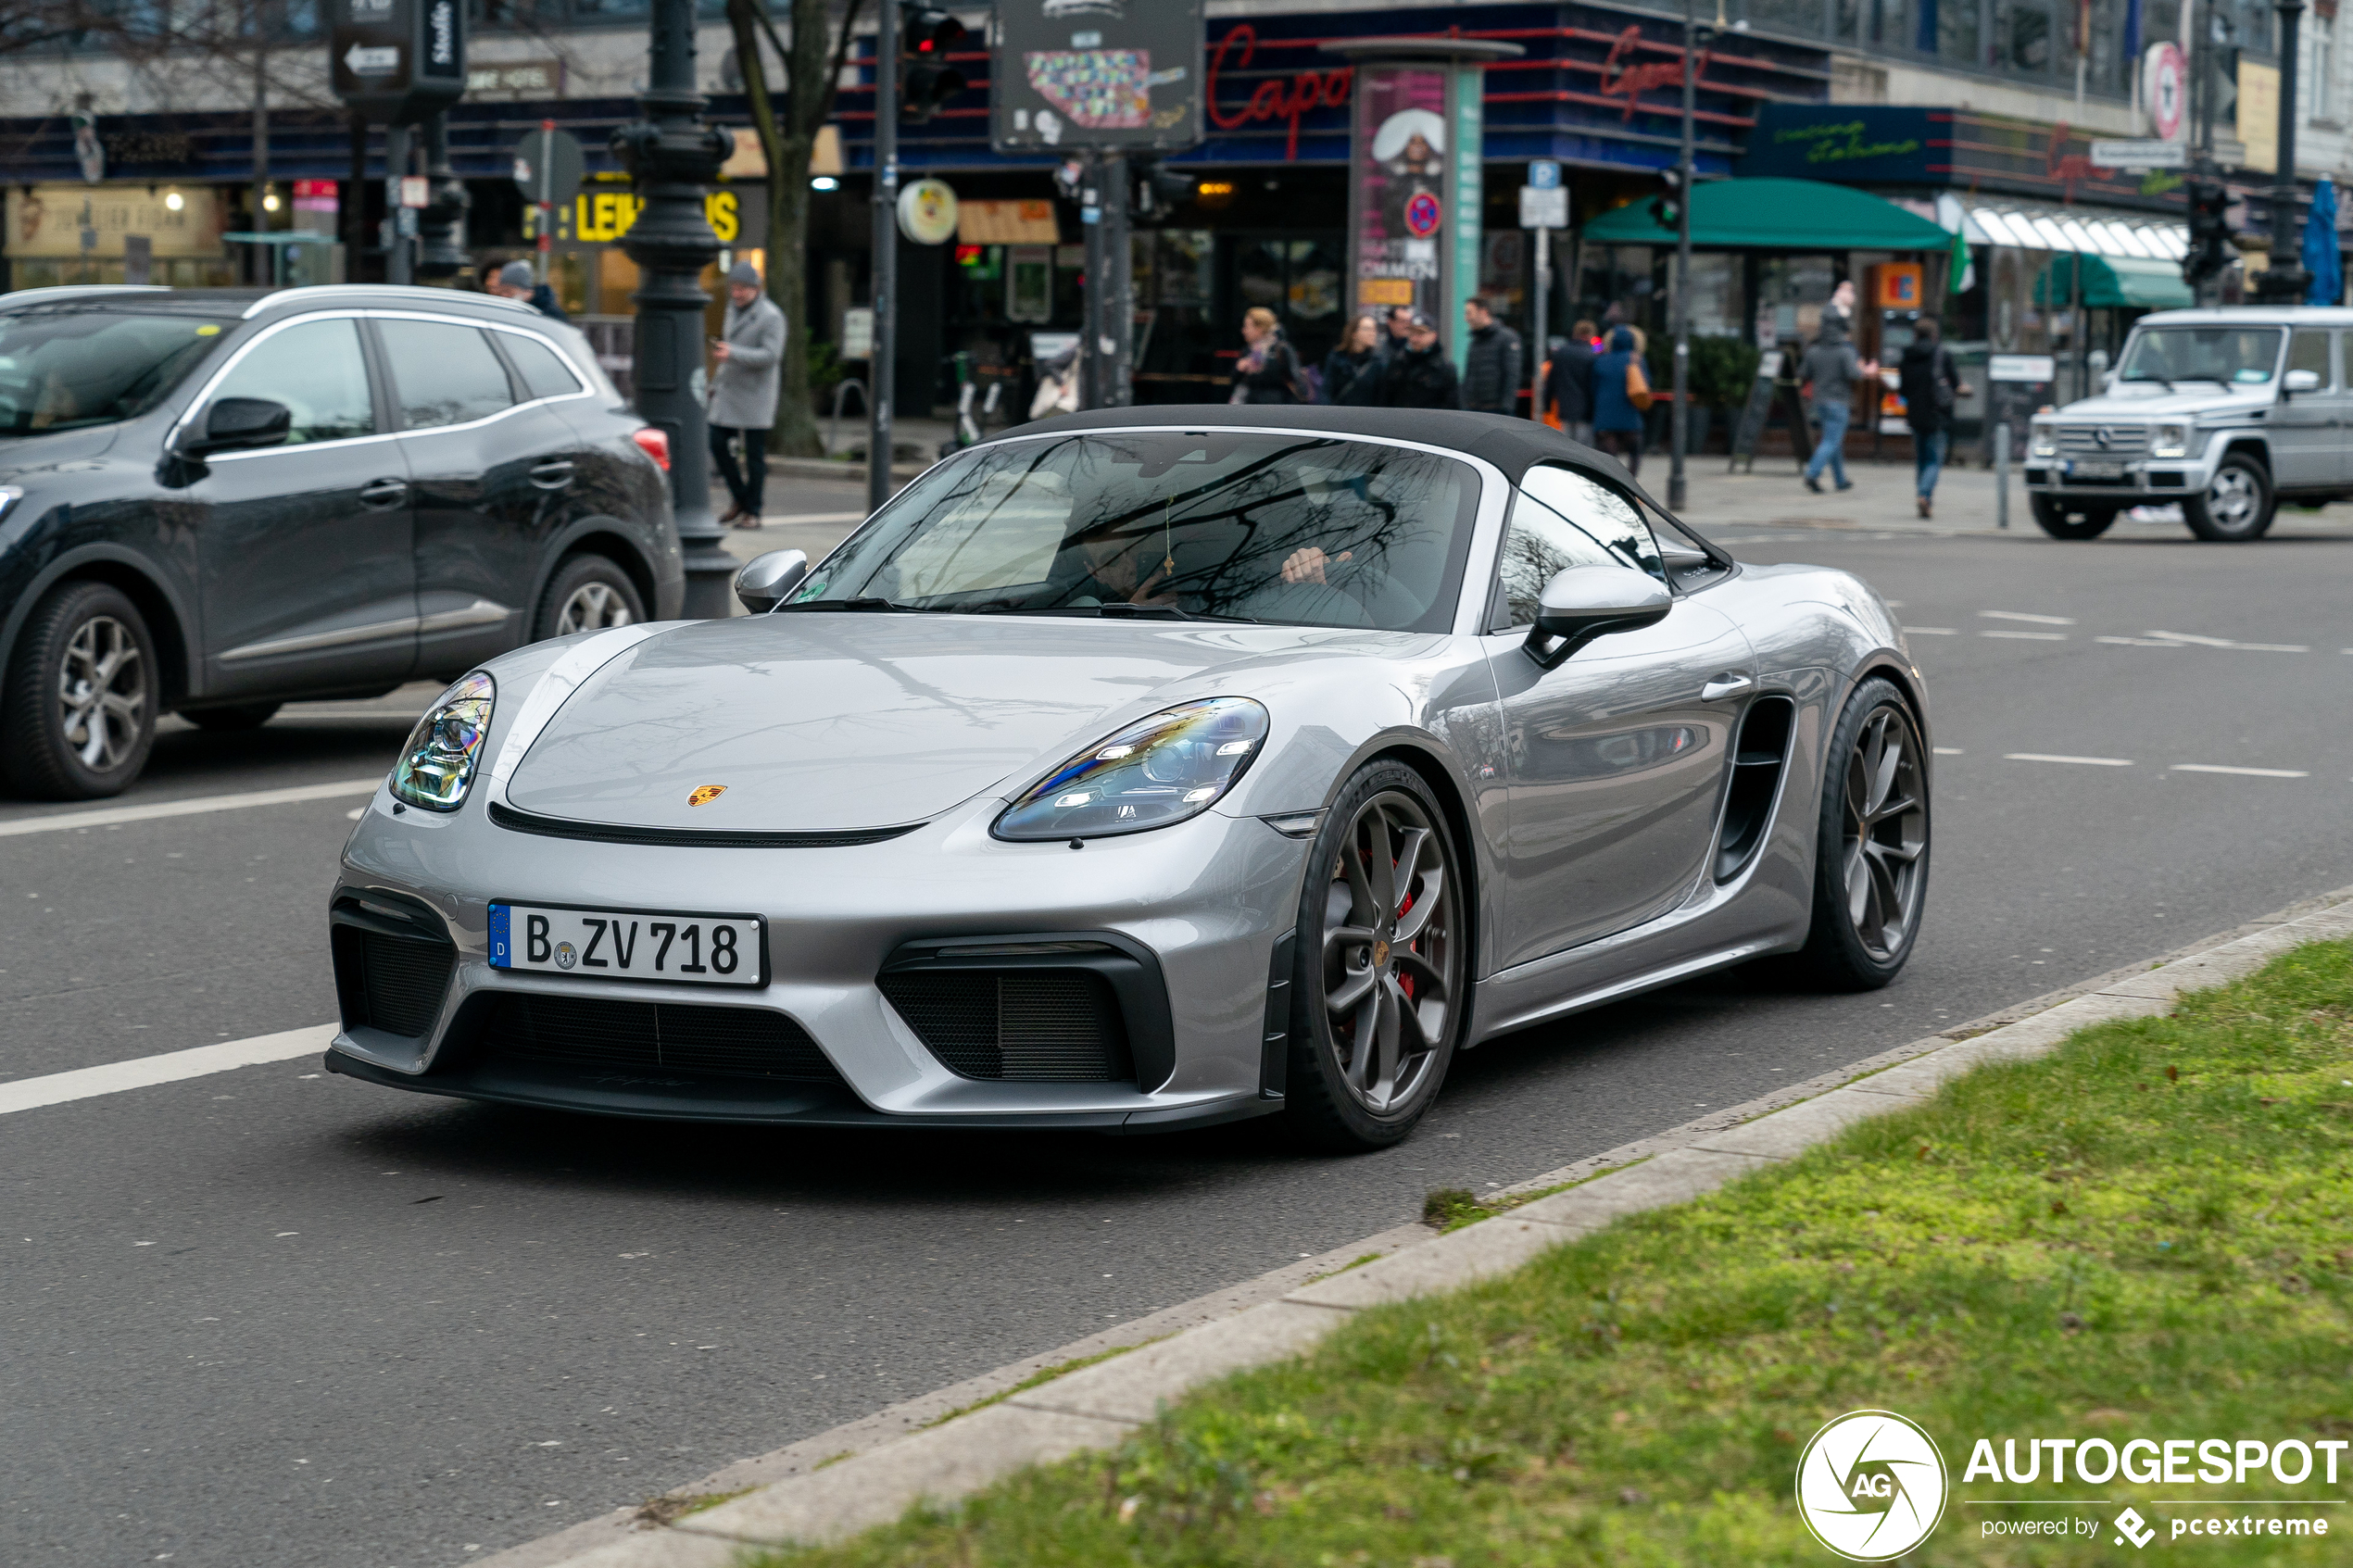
[1578,177,1955,251]
[2032,251,2197,310]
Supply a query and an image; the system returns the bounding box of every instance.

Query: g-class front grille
[2056,423,2151,456]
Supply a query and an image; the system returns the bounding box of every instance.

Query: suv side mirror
[734,548,809,613]
[1526,563,1671,669]
[177,396,291,458]
[2284,368,2322,395]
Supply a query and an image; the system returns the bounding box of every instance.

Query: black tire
[182,701,281,732]
[2029,495,2118,540]
[1795,678,1930,991]
[532,555,646,642]
[1,581,160,800]
[2183,452,2274,541]
[1284,760,1468,1151]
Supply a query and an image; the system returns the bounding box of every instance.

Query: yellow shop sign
[529,188,740,245]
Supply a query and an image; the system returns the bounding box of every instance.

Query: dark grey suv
[0,283,681,799]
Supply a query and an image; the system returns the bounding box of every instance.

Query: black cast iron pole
[2256,0,2310,303]
[614,0,735,619]
[416,108,470,280]
[1669,0,1696,511]
[869,0,900,513]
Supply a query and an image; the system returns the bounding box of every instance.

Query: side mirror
[2284,368,2322,395]
[1526,564,1671,669]
[176,396,291,458]
[733,548,809,614]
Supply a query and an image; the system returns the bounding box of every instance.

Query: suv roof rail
[241,284,537,319]
[0,284,171,309]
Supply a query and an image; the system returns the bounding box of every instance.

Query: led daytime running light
[996,697,1269,841]
[391,671,495,811]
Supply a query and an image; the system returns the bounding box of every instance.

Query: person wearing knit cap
[493,258,570,322]
[708,260,786,527]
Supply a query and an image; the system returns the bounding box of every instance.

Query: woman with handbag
[1229,307,1307,405]
[1591,325,1651,475]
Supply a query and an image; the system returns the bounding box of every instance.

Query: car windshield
[0,307,236,436]
[2116,326,2285,386]
[795,430,1480,632]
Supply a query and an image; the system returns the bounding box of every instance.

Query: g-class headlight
[2029,425,2059,458]
[995,697,1269,841]
[391,671,495,811]
[2151,423,2191,458]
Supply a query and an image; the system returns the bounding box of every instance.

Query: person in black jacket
[1321,313,1380,407]
[1544,317,1599,441]
[1460,295,1523,414]
[1228,307,1305,405]
[1896,319,1971,518]
[1371,311,1463,409]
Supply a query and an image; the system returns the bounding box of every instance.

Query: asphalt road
[7,505,2353,1568]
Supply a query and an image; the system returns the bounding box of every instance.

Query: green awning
[1577,177,1956,251]
[2033,252,2196,309]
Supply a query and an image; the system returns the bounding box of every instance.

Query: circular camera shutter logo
[1794,1410,1947,1562]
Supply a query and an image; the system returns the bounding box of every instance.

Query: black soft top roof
[1010,404,1703,538]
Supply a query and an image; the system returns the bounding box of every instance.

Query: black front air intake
[483,993,846,1084]
[331,891,458,1041]
[876,934,1176,1089]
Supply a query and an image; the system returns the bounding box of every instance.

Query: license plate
[2068,459,2125,480]
[489,902,766,987]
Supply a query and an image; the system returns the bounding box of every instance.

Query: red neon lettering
[1597,24,1713,122]
[1207,23,1353,160]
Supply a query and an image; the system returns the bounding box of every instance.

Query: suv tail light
[630,427,671,470]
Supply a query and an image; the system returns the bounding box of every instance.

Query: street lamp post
[869,0,901,513]
[613,0,736,619]
[1669,0,1699,512]
[2255,0,2311,304]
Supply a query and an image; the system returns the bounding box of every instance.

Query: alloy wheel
[57,614,146,772]
[1319,789,1460,1115]
[2207,466,2261,532]
[555,582,634,635]
[1840,707,1927,961]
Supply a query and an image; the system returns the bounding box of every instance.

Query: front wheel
[1,581,159,800]
[534,555,646,642]
[2183,454,2274,541]
[2029,495,2117,540]
[1796,677,1930,990]
[1284,761,1468,1151]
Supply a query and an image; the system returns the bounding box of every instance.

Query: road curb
[489,884,2353,1568]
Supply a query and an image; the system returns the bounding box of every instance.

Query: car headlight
[391,671,495,811]
[2151,423,2190,459]
[2029,425,2058,458]
[994,697,1269,841]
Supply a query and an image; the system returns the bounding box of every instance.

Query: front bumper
[2023,456,2208,497]
[326,784,1307,1132]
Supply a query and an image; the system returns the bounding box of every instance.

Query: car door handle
[529,460,575,490]
[359,477,408,508]
[1700,673,1755,702]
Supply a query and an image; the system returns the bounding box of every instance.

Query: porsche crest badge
[687,785,727,808]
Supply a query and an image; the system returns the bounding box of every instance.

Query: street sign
[2143,43,2187,142]
[510,126,585,208]
[897,178,960,245]
[992,0,1205,154]
[397,175,430,208]
[329,0,464,125]
[1518,184,1568,228]
[2092,138,2189,169]
[2213,137,2249,168]
[1528,159,1562,189]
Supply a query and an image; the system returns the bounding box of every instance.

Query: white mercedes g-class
[2026,307,2353,542]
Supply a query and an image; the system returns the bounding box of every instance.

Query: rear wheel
[534,555,645,642]
[182,701,281,732]
[1796,678,1930,991]
[1284,761,1467,1151]
[2183,453,2274,541]
[1,581,159,800]
[2029,495,2118,540]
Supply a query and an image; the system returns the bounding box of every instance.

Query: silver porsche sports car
[326,407,1929,1149]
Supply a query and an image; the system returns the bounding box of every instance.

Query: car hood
[2059,386,2273,420]
[501,612,1429,833]
[0,423,121,479]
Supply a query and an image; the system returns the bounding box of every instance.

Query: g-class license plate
[489,902,766,987]
[2067,459,2126,481]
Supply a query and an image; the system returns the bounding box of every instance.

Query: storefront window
[1998,0,2056,75]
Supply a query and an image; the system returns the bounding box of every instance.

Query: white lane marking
[346,806,367,821]
[2095,635,2186,646]
[1903,626,1957,635]
[0,1024,336,1117]
[2170,763,2310,778]
[1980,610,2076,624]
[2146,630,2309,652]
[1932,747,1965,755]
[1982,630,2068,640]
[0,778,380,839]
[2006,753,2134,767]
[766,510,867,524]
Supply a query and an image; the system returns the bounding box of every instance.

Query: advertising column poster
[1351,66,1452,328]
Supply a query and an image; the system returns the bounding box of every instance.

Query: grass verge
[749,941,2353,1565]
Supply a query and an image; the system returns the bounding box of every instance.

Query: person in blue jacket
[1591,325,1647,476]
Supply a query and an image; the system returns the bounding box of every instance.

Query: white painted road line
[2096,635,2186,647]
[2006,753,2134,767]
[0,778,380,839]
[1904,626,1958,635]
[0,1024,336,1117]
[765,510,868,523]
[1932,747,1965,755]
[1982,630,2068,640]
[1980,610,2077,624]
[2170,763,2311,778]
[2147,630,2310,652]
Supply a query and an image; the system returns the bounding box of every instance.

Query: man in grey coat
[709,261,786,527]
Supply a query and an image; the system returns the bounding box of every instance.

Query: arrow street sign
[2091,138,2188,169]
[330,0,463,124]
[344,42,399,72]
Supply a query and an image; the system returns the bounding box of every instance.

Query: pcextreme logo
[1795,1410,1950,1561]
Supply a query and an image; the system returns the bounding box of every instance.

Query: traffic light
[900,5,966,121]
[1134,164,1198,218]
[1648,168,1683,231]
[2182,181,2233,287]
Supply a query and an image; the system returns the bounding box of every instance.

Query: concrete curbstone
[1008,1301,1345,1426]
[1512,1147,1783,1230]
[2286,908,2353,938]
[1285,1216,1580,1310]
[1691,1086,1905,1160]
[1843,1052,1969,1098]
